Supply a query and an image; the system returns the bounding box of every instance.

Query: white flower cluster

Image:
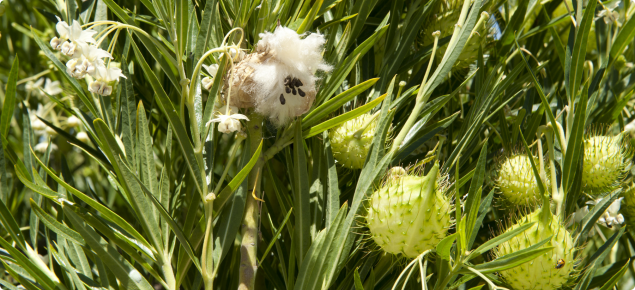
[26,78,62,98]
[50,17,125,96]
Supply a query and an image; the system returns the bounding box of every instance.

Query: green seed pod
[620,183,635,225]
[497,209,576,289]
[582,135,631,193]
[496,154,549,206]
[329,114,378,169]
[366,163,452,258]
[422,0,494,70]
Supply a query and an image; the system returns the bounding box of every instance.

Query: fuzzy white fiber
[245,26,331,126]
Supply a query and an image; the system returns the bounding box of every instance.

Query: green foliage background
[0,0,634,289]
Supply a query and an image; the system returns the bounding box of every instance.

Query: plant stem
[201,201,215,290]
[160,256,177,290]
[239,114,264,290]
[390,32,441,154]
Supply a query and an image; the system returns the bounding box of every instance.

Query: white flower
[25,78,45,95]
[43,78,62,95]
[208,106,249,134]
[201,64,219,90]
[34,142,58,153]
[51,16,96,55]
[25,78,62,97]
[596,1,621,24]
[89,64,126,96]
[587,197,625,228]
[31,117,47,131]
[66,43,111,78]
[76,131,89,143]
[29,105,47,133]
[45,126,58,136]
[241,26,331,126]
[66,115,81,127]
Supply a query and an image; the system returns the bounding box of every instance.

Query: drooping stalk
[239,113,264,290]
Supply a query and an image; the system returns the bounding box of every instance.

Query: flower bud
[66,115,81,128]
[366,163,452,258]
[89,80,113,96]
[76,132,90,143]
[50,37,62,50]
[60,41,77,56]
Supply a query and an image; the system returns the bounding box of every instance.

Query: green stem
[239,114,264,290]
[390,32,441,154]
[160,256,177,290]
[544,129,563,216]
[201,201,215,290]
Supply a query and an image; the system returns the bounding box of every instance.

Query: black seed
[292,88,297,95]
[280,94,286,105]
[298,88,306,97]
[284,76,292,85]
[294,78,303,87]
[285,87,291,94]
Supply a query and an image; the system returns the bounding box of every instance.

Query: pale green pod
[329,114,378,169]
[582,135,630,193]
[496,154,548,206]
[366,163,452,258]
[497,210,576,289]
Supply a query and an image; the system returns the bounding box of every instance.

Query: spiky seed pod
[582,135,631,193]
[329,114,379,169]
[620,183,635,226]
[496,154,549,206]
[366,163,452,258]
[497,210,576,289]
[422,0,494,70]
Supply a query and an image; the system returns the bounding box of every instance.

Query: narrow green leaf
[562,85,588,193]
[470,235,553,274]
[130,36,205,198]
[213,140,263,212]
[467,222,536,260]
[574,228,625,290]
[598,258,629,290]
[436,233,457,260]
[0,56,18,137]
[294,119,312,265]
[119,57,137,169]
[303,93,386,138]
[30,200,85,246]
[303,78,379,128]
[259,208,293,264]
[567,0,597,99]
[30,148,155,253]
[118,160,203,273]
[609,11,635,64]
[64,208,155,290]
